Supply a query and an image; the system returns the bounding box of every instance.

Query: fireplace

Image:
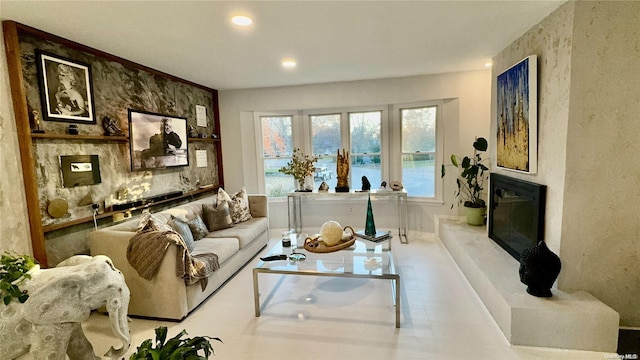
[488,173,547,260]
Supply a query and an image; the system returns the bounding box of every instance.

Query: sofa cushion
[207,217,268,249]
[188,215,209,241]
[218,187,252,224]
[191,237,239,265]
[168,215,195,252]
[202,201,233,231]
[137,210,172,232]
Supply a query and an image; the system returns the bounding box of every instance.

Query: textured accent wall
[561,0,640,327]
[493,1,639,326]
[490,1,574,255]
[5,30,220,265]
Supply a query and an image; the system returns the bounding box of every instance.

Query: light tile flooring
[83,230,615,359]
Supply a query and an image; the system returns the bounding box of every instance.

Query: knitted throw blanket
[126,230,219,290]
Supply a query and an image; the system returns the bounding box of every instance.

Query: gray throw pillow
[202,201,234,231]
[187,215,209,241]
[168,215,195,252]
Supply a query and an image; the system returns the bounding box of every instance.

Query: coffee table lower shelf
[252,268,401,328]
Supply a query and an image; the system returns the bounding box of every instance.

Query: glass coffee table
[252,237,401,328]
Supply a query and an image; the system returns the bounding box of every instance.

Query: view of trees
[260,105,438,198]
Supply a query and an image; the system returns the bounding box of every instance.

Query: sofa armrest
[88,229,189,319]
[248,194,268,218]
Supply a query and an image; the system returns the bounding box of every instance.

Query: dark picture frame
[35,51,96,124]
[496,55,537,174]
[129,109,189,171]
[60,155,102,188]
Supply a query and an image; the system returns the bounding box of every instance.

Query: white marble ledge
[436,216,619,352]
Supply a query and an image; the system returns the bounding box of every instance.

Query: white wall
[0,25,32,255]
[219,70,491,232]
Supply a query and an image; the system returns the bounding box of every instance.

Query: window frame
[392,100,444,202]
[254,101,442,202]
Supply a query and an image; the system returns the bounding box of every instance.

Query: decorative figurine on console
[30,109,45,134]
[318,181,329,192]
[519,241,561,297]
[335,148,350,192]
[188,125,198,138]
[361,176,371,191]
[102,116,124,136]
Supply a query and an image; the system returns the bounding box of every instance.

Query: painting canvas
[129,109,189,171]
[496,55,537,173]
[36,51,96,123]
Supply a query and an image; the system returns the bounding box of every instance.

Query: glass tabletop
[255,237,397,277]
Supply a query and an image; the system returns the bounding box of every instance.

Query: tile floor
[82,230,616,359]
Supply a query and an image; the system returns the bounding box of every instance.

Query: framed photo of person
[35,51,96,124]
[128,109,189,171]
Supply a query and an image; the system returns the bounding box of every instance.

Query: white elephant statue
[0,255,131,360]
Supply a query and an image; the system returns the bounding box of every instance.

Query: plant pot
[464,206,486,226]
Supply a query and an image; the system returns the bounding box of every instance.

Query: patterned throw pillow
[187,215,209,241]
[168,215,195,252]
[217,187,252,224]
[137,209,172,233]
[202,201,234,231]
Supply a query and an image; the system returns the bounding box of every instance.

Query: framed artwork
[496,55,537,174]
[59,155,101,188]
[129,109,189,171]
[35,51,96,124]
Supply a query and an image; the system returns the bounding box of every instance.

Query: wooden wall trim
[2,21,48,266]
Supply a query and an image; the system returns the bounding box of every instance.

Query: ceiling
[1,1,565,90]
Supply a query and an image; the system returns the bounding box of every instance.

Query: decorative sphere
[320,221,343,246]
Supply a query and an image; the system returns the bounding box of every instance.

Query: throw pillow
[218,187,252,224]
[168,215,195,252]
[137,209,172,233]
[187,215,209,241]
[202,201,233,231]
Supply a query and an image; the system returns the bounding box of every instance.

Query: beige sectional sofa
[89,194,269,320]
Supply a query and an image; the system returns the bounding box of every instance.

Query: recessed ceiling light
[282,60,297,69]
[485,61,493,68]
[231,15,252,26]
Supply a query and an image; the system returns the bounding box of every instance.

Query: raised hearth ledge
[436,216,619,352]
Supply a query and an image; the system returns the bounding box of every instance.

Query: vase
[464,206,486,226]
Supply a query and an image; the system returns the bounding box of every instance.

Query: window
[310,114,341,189]
[256,101,442,200]
[260,115,293,197]
[349,111,382,188]
[400,105,438,197]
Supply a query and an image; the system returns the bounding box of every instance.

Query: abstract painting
[496,55,537,173]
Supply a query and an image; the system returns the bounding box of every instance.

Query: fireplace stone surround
[436,216,619,352]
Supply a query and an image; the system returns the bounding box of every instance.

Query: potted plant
[279,148,319,191]
[130,326,222,359]
[0,253,39,305]
[441,137,489,226]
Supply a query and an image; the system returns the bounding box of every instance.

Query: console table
[287,190,408,243]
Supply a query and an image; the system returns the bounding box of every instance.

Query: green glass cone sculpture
[365,193,377,236]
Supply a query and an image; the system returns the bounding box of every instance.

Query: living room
[1,1,638,359]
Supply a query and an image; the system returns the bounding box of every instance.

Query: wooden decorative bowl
[304,226,356,253]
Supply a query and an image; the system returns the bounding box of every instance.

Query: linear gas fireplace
[488,173,547,260]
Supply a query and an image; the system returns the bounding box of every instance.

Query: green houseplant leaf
[130,326,222,360]
[441,137,489,209]
[0,253,38,305]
